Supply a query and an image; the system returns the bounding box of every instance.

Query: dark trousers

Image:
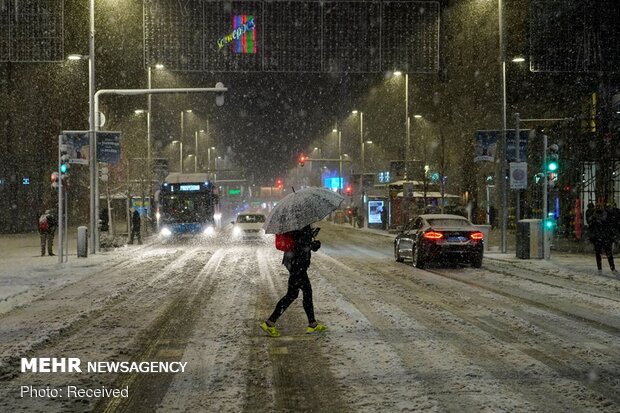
[268,267,315,325]
[593,240,615,271]
[40,231,54,255]
[129,227,142,244]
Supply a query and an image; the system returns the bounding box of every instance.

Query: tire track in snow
[315,251,620,411]
[156,246,260,412]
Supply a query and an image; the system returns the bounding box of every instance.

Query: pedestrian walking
[38,209,57,256]
[129,209,142,245]
[587,202,617,275]
[261,225,326,337]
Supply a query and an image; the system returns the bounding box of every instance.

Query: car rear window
[427,218,470,227]
[237,214,266,223]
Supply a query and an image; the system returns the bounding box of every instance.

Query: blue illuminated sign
[22,177,30,185]
[323,177,343,190]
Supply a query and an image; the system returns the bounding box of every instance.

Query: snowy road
[1,223,619,412]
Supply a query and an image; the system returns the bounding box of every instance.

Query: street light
[180,109,192,147]
[352,110,365,198]
[207,146,216,177]
[393,70,409,179]
[172,140,183,173]
[332,128,342,193]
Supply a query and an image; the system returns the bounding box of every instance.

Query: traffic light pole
[542,133,550,260]
[517,117,571,260]
[58,135,64,264]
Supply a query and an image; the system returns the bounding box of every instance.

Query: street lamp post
[352,110,365,197]
[498,0,509,254]
[172,140,183,173]
[208,146,216,178]
[88,0,96,254]
[194,131,199,172]
[394,71,409,179]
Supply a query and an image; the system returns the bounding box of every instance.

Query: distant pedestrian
[99,208,109,232]
[587,203,617,275]
[261,225,326,337]
[129,209,142,245]
[607,202,620,253]
[352,206,359,228]
[38,209,57,256]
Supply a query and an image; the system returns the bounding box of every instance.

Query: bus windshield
[161,194,212,223]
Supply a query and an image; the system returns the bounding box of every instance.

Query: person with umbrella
[260,187,343,337]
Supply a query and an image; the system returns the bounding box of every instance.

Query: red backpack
[275,232,296,252]
[38,215,49,233]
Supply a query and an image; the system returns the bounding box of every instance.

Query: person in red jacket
[261,225,326,337]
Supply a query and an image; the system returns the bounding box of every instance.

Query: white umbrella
[263,187,344,234]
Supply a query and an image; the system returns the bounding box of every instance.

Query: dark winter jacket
[282,225,321,272]
[587,207,612,243]
[607,206,620,240]
[131,210,141,230]
[39,212,58,234]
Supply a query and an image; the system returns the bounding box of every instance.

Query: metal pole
[181,111,184,148]
[88,0,96,254]
[404,73,409,180]
[179,142,183,173]
[338,131,342,194]
[208,148,211,176]
[146,67,152,235]
[360,112,364,196]
[515,112,521,222]
[499,0,508,254]
[194,131,198,172]
[543,133,549,260]
[58,135,63,264]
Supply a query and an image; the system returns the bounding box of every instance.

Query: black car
[394,214,484,268]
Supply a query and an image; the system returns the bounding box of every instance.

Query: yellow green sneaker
[306,323,328,333]
[260,322,280,337]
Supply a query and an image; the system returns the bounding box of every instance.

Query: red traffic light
[298,154,306,167]
[276,179,283,189]
[344,185,352,195]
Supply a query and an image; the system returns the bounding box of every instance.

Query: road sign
[97,132,121,164]
[510,162,527,190]
[61,131,90,165]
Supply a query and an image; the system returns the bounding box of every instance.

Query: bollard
[77,226,88,258]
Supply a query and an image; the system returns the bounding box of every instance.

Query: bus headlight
[160,227,172,237]
[204,225,215,236]
[214,212,222,220]
[232,226,242,237]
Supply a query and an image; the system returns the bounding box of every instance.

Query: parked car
[394,214,484,268]
[231,213,267,241]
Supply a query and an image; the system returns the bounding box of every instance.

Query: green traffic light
[60,163,68,174]
[544,218,555,230]
[547,161,558,172]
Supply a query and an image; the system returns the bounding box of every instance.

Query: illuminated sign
[217,15,256,54]
[323,177,343,190]
[228,189,241,195]
[180,184,200,192]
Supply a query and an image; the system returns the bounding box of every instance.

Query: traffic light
[344,185,352,196]
[544,217,556,231]
[546,143,559,173]
[99,166,109,182]
[51,172,59,188]
[298,154,307,167]
[60,149,70,176]
[276,179,283,190]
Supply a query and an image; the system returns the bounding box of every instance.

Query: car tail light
[470,231,484,240]
[423,231,444,240]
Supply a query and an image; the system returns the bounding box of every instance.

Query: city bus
[156,173,220,238]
